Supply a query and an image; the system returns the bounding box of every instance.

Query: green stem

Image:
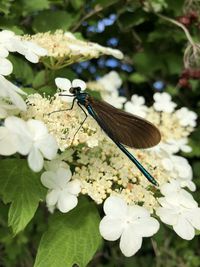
[157,13,195,46]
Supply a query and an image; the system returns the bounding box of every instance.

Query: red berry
[181,69,190,78]
[189,11,198,21]
[178,78,190,87]
[177,16,191,26]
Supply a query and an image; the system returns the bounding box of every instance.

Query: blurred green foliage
[0,0,200,266]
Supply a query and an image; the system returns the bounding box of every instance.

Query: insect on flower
[53,78,161,186]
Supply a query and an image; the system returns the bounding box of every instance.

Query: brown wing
[89,97,161,149]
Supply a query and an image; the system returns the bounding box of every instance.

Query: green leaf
[0,0,12,14]
[129,73,147,83]
[93,0,119,9]
[22,87,38,95]
[34,198,102,267]
[33,70,47,89]
[38,86,56,96]
[19,0,50,15]
[118,10,147,29]
[32,10,79,32]
[133,50,165,77]
[9,55,34,85]
[0,159,46,234]
[70,0,84,10]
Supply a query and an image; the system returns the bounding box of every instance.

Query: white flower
[0,75,27,111]
[161,155,195,191]
[153,92,177,113]
[41,162,81,213]
[162,155,191,179]
[98,71,122,93]
[4,116,58,172]
[0,126,18,155]
[99,196,159,257]
[55,77,86,102]
[18,40,47,63]
[87,137,99,148]
[0,30,22,55]
[165,138,192,153]
[0,99,18,119]
[124,95,147,118]
[0,57,13,76]
[156,181,200,240]
[0,30,47,63]
[103,92,126,109]
[176,107,197,127]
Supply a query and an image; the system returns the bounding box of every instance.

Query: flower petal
[156,207,178,225]
[56,168,72,185]
[55,78,71,92]
[173,216,195,240]
[57,192,78,213]
[72,79,86,91]
[41,171,60,189]
[0,58,13,76]
[99,216,124,241]
[134,217,160,237]
[120,226,142,257]
[184,208,200,230]
[103,196,128,218]
[28,147,44,172]
[36,134,58,160]
[0,127,17,155]
[46,189,60,206]
[128,205,149,220]
[27,119,48,138]
[66,180,81,195]
[5,116,32,154]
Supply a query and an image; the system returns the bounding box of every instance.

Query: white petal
[134,217,160,237]
[55,78,71,92]
[0,58,13,76]
[160,180,180,196]
[128,205,149,219]
[156,207,178,225]
[0,127,17,155]
[66,180,81,195]
[57,193,78,213]
[28,147,44,172]
[120,226,142,257]
[0,46,9,57]
[103,196,128,218]
[27,119,48,138]
[44,159,69,172]
[8,89,27,111]
[173,216,195,240]
[41,171,60,189]
[46,189,60,206]
[5,116,32,154]
[37,135,58,160]
[25,51,39,63]
[56,168,72,183]
[72,79,86,91]
[184,208,200,230]
[99,216,124,241]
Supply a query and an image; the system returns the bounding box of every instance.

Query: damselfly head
[69,86,81,94]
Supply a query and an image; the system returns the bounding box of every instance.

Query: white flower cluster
[87,71,126,108]
[0,30,47,118]
[23,31,123,69]
[23,75,199,258]
[0,30,58,171]
[0,29,199,258]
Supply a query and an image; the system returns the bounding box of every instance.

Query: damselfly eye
[69,87,81,94]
